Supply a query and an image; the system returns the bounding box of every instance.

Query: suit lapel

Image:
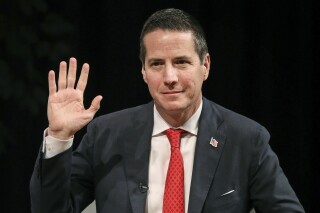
[188,98,227,213]
[123,102,154,213]
[122,99,226,213]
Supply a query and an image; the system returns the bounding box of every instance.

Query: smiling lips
[162,91,183,94]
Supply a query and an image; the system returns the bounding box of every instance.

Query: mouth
[162,91,183,95]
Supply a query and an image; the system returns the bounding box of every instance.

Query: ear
[141,65,148,83]
[202,53,210,80]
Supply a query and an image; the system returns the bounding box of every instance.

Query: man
[30,8,304,213]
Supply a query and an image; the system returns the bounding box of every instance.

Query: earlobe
[203,53,210,80]
[203,70,209,80]
[141,67,147,83]
[204,53,211,69]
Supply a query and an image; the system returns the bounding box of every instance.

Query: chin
[157,101,188,112]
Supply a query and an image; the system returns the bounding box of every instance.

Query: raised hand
[47,57,102,140]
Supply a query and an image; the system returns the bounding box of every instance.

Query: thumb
[88,95,103,114]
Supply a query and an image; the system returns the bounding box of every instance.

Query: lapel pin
[209,137,218,148]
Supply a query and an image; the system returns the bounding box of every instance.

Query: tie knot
[165,128,186,148]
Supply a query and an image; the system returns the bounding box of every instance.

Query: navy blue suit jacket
[30,98,304,212]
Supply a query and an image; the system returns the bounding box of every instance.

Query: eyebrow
[147,55,192,62]
[147,58,163,63]
[174,56,192,60]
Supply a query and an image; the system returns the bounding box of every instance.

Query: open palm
[47,58,102,140]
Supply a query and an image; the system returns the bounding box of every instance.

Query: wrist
[47,127,74,140]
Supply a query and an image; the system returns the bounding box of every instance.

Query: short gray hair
[139,8,208,65]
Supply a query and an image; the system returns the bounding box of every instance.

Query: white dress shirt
[43,101,202,213]
[146,102,202,213]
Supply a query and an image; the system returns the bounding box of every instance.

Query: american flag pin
[209,137,218,148]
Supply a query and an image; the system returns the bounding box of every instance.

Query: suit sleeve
[249,126,305,213]
[30,125,96,213]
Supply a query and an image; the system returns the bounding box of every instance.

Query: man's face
[142,29,210,117]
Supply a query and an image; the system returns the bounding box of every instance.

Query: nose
[163,64,178,86]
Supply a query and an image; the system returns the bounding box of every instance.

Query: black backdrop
[0,0,319,212]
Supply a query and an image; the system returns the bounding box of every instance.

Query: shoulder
[90,101,153,128]
[203,98,270,140]
[81,101,153,147]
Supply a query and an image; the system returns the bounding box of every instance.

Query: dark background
[0,0,319,212]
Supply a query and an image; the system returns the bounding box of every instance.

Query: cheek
[183,76,204,93]
[181,74,199,86]
[146,75,161,91]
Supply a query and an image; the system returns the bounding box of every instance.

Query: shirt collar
[152,101,203,136]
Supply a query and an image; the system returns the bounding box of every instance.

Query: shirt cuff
[42,128,74,159]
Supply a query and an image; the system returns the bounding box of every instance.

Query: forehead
[143,29,196,57]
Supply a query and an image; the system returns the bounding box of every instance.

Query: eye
[151,61,163,67]
[176,59,187,64]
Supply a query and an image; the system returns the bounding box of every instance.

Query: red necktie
[163,128,186,213]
